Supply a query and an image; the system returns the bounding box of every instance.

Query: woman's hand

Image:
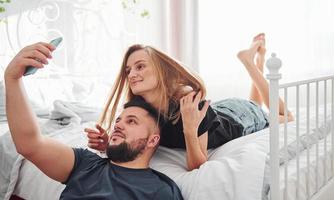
[84,124,109,152]
[4,42,54,80]
[180,91,210,170]
[180,91,210,136]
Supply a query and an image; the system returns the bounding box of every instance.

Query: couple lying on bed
[4,33,293,199]
[86,33,294,169]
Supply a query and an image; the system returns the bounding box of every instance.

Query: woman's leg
[237,34,294,122]
[249,33,265,106]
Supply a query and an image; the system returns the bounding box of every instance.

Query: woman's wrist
[183,128,197,136]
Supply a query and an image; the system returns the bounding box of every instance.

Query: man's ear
[147,134,160,148]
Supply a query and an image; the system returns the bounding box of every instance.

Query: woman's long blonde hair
[98,44,206,133]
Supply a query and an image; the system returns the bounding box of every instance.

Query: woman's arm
[180,91,210,171]
[183,130,208,170]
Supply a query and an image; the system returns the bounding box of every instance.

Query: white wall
[198,0,334,102]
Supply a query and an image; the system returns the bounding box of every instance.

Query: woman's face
[126,49,159,97]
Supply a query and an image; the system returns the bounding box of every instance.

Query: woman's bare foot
[237,40,263,65]
[253,33,266,56]
[253,33,266,72]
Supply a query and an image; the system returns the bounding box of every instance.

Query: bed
[0,54,333,200]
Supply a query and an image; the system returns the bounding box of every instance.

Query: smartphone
[23,37,63,76]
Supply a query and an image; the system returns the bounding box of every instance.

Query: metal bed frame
[267,53,334,200]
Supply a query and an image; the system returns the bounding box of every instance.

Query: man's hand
[85,124,109,152]
[5,42,54,80]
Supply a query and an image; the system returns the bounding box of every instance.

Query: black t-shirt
[159,99,264,149]
[60,148,183,200]
[160,101,223,149]
[160,98,269,149]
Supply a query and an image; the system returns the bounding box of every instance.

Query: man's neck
[111,158,149,169]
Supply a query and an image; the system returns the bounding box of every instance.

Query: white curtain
[165,0,199,70]
[134,0,199,71]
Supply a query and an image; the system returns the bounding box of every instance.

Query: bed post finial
[266,52,281,200]
[266,53,282,78]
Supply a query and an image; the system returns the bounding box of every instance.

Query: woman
[86,33,294,170]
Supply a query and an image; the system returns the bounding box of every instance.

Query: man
[5,42,183,199]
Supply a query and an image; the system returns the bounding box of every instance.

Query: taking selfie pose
[4,42,184,199]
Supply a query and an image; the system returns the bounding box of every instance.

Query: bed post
[266,53,282,200]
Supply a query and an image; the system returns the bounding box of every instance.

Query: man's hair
[123,96,165,130]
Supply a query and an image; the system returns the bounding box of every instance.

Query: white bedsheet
[4,123,269,200]
[0,100,99,200]
[151,131,268,200]
[10,122,91,200]
[0,122,9,136]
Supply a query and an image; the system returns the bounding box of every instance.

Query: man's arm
[5,42,74,183]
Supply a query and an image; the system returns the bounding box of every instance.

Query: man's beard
[106,138,148,163]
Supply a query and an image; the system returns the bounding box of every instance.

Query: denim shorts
[211,98,269,136]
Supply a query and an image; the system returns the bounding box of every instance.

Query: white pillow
[23,77,76,109]
[0,80,49,118]
[72,79,111,109]
[0,77,109,119]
